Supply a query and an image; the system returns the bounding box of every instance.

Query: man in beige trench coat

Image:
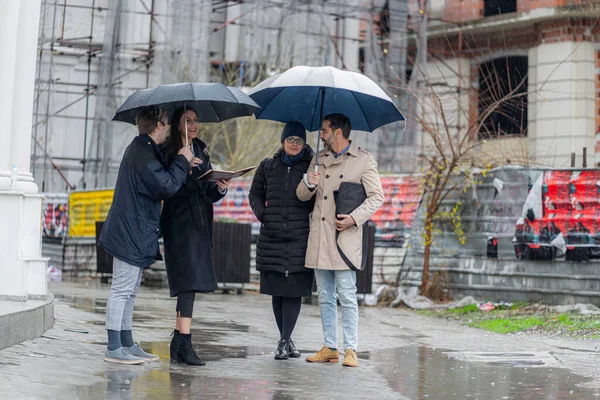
[297,113,384,367]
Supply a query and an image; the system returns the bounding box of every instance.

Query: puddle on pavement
[59,292,251,333]
[85,320,105,326]
[54,294,107,314]
[487,360,546,367]
[67,342,600,399]
[85,317,254,359]
[554,346,600,354]
[475,353,535,358]
[56,295,158,322]
[361,346,600,399]
[78,369,279,400]
[138,340,270,362]
[389,333,428,340]
[59,300,158,326]
[199,320,250,333]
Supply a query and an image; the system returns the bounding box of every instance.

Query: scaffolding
[33,0,410,193]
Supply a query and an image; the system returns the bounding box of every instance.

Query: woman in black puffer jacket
[249,121,315,361]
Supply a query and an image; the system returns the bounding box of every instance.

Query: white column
[528,41,596,167]
[422,58,471,149]
[0,1,20,189]
[11,0,42,193]
[0,0,47,300]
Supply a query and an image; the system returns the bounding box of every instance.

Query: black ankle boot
[175,333,205,366]
[275,339,289,360]
[287,339,301,358]
[170,330,180,361]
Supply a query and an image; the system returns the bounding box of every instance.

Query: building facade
[414,0,600,167]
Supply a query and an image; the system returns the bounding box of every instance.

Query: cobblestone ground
[1,279,600,399]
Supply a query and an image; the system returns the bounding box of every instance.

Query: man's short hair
[135,106,169,135]
[323,113,352,139]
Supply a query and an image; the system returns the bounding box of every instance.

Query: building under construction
[33,0,411,193]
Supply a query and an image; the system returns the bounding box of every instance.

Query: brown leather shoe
[305,346,339,363]
[342,349,358,367]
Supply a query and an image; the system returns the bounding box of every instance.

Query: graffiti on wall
[405,167,543,259]
[514,169,600,261]
[212,175,423,242]
[371,176,422,243]
[403,167,600,262]
[42,193,69,238]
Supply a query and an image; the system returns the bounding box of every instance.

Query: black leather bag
[333,182,368,271]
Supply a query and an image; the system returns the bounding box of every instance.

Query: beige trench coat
[296,141,384,271]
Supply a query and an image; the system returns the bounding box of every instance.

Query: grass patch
[447,304,479,315]
[510,301,528,310]
[416,304,600,338]
[544,314,600,334]
[470,317,545,334]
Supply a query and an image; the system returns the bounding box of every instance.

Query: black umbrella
[113,82,260,144]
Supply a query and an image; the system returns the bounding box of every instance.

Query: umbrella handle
[303,87,325,189]
[302,165,318,189]
[184,103,189,146]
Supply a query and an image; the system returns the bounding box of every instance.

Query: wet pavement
[1,279,600,399]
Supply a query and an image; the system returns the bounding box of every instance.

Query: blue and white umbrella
[247,65,405,133]
[248,66,405,186]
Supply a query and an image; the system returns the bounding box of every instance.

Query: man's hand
[336,214,357,231]
[179,146,193,162]
[307,171,320,187]
[217,179,231,193]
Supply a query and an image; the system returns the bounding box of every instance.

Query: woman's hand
[217,179,231,193]
[191,157,203,168]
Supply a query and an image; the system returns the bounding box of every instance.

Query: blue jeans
[314,269,358,351]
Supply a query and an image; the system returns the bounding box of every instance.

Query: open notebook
[197,165,256,181]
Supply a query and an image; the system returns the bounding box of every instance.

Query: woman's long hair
[162,106,198,164]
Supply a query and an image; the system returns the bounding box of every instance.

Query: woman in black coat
[249,121,315,360]
[160,106,231,366]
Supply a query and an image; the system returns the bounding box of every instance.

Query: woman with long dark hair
[161,106,230,366]
[249,121,315,360]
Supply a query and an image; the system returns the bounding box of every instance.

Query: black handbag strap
[335,224,369,272]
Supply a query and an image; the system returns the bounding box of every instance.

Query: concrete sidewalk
[0,294,54,351]
[0,279,599,399]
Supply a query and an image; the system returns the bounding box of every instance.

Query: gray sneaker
[126,344,160,362]
[104,347,145,365]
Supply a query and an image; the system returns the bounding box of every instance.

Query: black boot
[175,333,205,366]
[275,339,289,360]
[170,330,180,362]
[287,339,301,358]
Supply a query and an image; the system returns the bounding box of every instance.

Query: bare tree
[408,55,531,295]
[195,117,284,171]
[194,63,289,171]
